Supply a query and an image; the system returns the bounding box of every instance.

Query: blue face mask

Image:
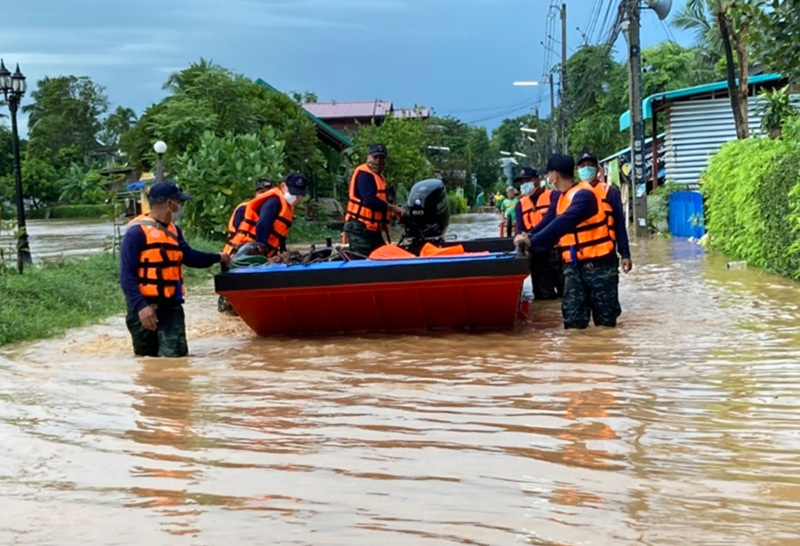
[578,166,597,182]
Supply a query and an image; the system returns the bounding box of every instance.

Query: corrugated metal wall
[664,97,771,185]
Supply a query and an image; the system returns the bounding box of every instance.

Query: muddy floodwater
[2,213,800,545]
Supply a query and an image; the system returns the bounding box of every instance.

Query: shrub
[447,192,468,214]
[703,136,800,279]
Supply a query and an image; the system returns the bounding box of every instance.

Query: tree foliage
[121,60,320,180]
[751,0,800,83]
[23,75,109,160]
[173,130,285,239]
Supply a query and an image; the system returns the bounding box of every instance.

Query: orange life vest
[556,182,615,263]
[223,188,294,257]
[593,182,616,242]
[226,200,249,242]
[519,189,552,232]
[128,215,184,301]
[345,164,388,232]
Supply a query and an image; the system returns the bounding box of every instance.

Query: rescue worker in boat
[224,177,274,255]
[217,177,275,314]
[514,167,564,300]
[514,154,622,329]
[343,143,405,257]
[120,181,231,357]
[223,172,309,260]
[576,151,632,274]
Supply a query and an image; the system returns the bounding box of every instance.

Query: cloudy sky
[1,0,689,133]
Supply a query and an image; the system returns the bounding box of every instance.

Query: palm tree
[163,58,220,93]
[673,0,750,139]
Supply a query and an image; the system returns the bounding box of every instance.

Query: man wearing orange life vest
[576,151,632,274]
[223,173,308,259]
[224,178,273,248]
[514,154,622,329]
[514,167,564,300]
[343,143,405,257]
[120,182,231,357]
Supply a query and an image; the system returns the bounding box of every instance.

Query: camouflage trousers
[343,221,387,258]
[125,303,188,357]
[530,249,565,300]
[561,259,621,329]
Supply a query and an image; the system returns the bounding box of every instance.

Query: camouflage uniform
[343,220,386,258]
[125,303,188,357]
[561,259,621,329]
[530,249,565,300]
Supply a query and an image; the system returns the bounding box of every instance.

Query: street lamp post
[153,140,167,182]
[0,60,30,273]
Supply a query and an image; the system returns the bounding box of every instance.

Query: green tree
[101,106,137,148]
[674,0,753,139]
[20,155,59,208]
[121,60,320,182]
[174,130,285,240]
[751,0,800,82]
[22,75,109,160]
[56,163,105,204]
[642,42,714,95]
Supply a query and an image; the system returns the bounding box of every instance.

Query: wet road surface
[2,213,800,545]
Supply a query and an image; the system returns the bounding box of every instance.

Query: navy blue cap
[368,143,388,157]
[546,154,575,178]
[577,151,599,166]
[255,178,274,191]
[513,167,539,182]
[148,181,193,203]
[285,172,308,196]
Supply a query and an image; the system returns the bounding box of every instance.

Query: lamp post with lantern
[153,140,167,183]
[0,60,30,272]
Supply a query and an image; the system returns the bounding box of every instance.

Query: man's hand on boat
[219,252,232,267]
[514,233,531,250]
[388,204,405,220]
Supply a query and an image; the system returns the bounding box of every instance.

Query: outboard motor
[400,178,450,254]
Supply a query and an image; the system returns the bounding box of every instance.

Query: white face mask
[284,192,298,205]
[520,182,534,195]
[168,200,182,223]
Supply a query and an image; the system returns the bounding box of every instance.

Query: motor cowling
[400,179,450,252]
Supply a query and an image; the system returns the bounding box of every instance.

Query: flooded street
[3,213,800,545]
[0,219,116,262]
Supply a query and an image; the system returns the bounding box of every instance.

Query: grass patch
[27,204,112,220]
[0,236,225,347]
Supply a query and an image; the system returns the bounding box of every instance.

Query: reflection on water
[3,214,800,544]
[0,218,116,262]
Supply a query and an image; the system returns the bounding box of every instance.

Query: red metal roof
[302,100,393,120]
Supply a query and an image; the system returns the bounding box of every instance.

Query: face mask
[520,182,534,195]
[168,200,182,223]
[284,192,298,205]
[578,166,597,182]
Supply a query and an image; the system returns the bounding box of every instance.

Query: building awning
[618,73,783,131]
[254,78,354,151]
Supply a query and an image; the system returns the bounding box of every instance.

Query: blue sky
[1,0,690,133]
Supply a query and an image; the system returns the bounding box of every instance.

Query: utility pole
[560,2,568,154]
[625,0,648,237]
[549,74,557,154]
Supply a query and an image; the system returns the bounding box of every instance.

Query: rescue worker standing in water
[514,154,621,329]
[223,173,308,259]
[514,167,563,300]
[343,143,405,257]
[120,182,231,357]
[575,152,632,274]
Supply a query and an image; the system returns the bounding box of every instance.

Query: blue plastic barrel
[668,191,705,238]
